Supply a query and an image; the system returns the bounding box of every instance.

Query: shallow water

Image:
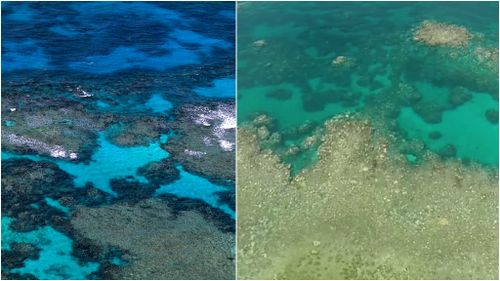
[2,217,100,280]
[237,2,498,279]
[238,1,499,171]
[2,2,235,279]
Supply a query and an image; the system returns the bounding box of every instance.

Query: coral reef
[106,116,170,147]
[252,40,267,48]
[1,2,236,279]
[1,95,112,162]
[71,198,235,280]
[137,158,180,185]
[413,20,472,47]
[237,116,498,279]
[411,101,445,124]
[437,143,457,159]
[396,82,422,106]
[1,159,74,218]
[331,55,348,65]
[485,109,499,124]
[1,243,40,269]
[1,83,236,280]
[448,86,472,107]
[164,101,235,186]
[428,130,442,140]
[401,32,499,96]
[109,179,157,204]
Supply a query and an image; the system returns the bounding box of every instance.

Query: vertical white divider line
[234,0,239,280]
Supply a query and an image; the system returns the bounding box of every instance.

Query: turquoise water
[195,78,236,98]
[4,133,170,196]
[44,198,71,214]
[2,217,100,279]
[2,132,233,216]
[238,1,499,169]
[145,93,174,113]
[57,133,169,195]
[398,93,498,165]
[156,166,236,218]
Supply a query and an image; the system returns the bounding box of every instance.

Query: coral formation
[1,95,111,162]
[252,40,267,48]
[428,130,442,140]
[237,116,498,279]
[1,2,236,279]
[413,20,472,47]
[485,109,499,124]
[164,101,235,186]
[437,143,457,159]
[402,28,498,96]
[448,86,472,107]
[411,101,445,124]
[396,83,422,106]
[1,159,74,218]
[2,243,40,269]
[331,55,347,65]
[106,116,170,147]
[136,158,180,185]
[71,198,235,280]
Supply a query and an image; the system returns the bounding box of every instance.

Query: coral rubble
[237,116,498,280]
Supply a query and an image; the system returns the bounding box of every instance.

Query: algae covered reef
[237,1,498,279]
[1,2,235,279]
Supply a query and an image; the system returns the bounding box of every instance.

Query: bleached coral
[237,116,498,279]
[190,104,235,151]
[5,133,78,160]
[413,20,472,47]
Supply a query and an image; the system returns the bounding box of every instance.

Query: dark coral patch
[485,109,498,124]
[137,158,180,186]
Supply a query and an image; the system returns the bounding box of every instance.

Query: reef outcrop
[413,20,472,47]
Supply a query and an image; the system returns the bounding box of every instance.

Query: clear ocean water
[238,1,498,172]
[236,2,498,279]
[2,2,235,279]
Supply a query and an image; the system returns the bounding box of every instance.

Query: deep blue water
[2,1,234,74]
[2,2,235,279]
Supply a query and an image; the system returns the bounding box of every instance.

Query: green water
[238,1,499,170]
